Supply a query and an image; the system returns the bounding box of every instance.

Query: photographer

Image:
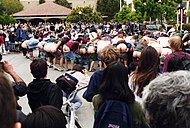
[0,54,28,122]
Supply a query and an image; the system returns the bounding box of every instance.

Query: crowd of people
[1,21,190,128]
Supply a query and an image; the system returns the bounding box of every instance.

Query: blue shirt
[83,70,104,102]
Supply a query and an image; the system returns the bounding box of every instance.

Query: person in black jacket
[28,59,63,112]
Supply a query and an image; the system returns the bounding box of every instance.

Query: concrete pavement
[2,52,94,128]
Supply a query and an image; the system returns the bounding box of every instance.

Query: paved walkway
[2,52,94,128]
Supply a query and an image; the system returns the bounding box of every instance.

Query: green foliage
[0,2,5,15]
[97,0,124,21]
[133,0,180,22]
[183,23,190,31]
[113,5,143,23]
[0,13,16,25]
[66,6,103,23]
[39,0,46,4]
[1,0,23,15]
[54,0,72,9]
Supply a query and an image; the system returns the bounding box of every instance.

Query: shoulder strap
[184,52,188,59]
[172,52,181,59]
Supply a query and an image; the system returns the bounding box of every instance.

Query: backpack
[173,52,190,70]
[56,72,78,94]
[94,100,134,128]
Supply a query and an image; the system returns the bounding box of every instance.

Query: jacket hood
[28,79,53,95]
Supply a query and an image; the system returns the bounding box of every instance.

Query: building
[19,0,97,9]
[13,2,72,24]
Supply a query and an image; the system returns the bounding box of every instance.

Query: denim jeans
[62,91,82,111]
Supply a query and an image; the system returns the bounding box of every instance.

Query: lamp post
[120,0,122,11]
[158,0,163,25]
[79,11,82,32]
[177,5,184,31]
[186,0,189,23]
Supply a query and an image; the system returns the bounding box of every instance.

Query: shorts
[64,52,76,62]
[89,53,97,61]
[120,52,128,60]
[97,54,101,61]
[46,51,62,58]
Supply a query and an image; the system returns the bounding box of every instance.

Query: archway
[47,18,62,24]
[29,18,45,26]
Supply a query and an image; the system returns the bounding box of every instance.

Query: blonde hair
[168,36,182,51]
[99,45,120,65]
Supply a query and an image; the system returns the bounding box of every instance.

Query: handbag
[56,73,78,94]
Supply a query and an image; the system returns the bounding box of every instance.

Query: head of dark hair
[128,62,138,74]
[22,105,67,128]
[0,72,17,128]
[99,61,135,104]
[166,56,185,72]
[134,46,160,97]
[30,59,47,79]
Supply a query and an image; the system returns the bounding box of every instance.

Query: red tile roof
[13,2,72,17]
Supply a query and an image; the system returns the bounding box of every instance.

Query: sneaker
[53,65,64,71]
[47,61,53,68]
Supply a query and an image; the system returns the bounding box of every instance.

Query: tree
[114,5,143,23]
[54,0,72,9]
[133,0,182,22]
[0,13,16,25]
[66,6,103,23]
[1,0,23,15]
[97,0,125,21]
[39,0,45,4]
[0,1,5,15]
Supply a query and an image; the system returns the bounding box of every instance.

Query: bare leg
[65,60,68,70]
[89,61,95,71]
[98,61,102,70]
[71,61,75,70]
[53,57,56,65]
[59,55,64,67]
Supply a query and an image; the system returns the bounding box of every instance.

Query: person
[133,36,149,60]
[63,40,79,71]
[0,72,21,128]
[143,70,190,128]
[83,45,120,102]
[129,46,160,105]
[93,62,150,128]
[27,59,63,112]
[61,65,90,111]
[1,57,28,122]
[22,105,67,128]
[162,36,190,72]
[0,30,7,54]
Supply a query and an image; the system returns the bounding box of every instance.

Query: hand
[3,60,14,74]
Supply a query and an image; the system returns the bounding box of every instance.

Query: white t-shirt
[66,71,90,87]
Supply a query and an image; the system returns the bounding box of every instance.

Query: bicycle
[63,85,88,128]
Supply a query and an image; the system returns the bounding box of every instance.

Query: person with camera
[0,71,21,128]
[0,54,28,122]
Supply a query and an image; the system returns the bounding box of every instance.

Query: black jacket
[27,79,63,112]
